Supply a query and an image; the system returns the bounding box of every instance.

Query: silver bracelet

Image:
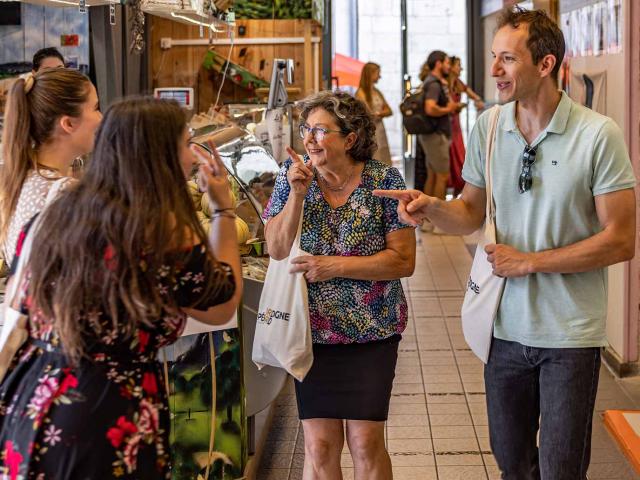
[211,211,236,220]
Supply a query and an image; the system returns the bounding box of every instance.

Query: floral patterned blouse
[0,227,235,480]
[263,158,412,344]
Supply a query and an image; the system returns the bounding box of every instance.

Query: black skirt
[294,335,401,421]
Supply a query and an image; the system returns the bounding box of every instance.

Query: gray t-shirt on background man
[462,91,636,348]
[423,75,451,137]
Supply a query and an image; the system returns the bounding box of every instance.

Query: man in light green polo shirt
[375,6,636,480]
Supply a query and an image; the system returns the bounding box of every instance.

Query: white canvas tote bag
[252,207,313,382]
[461,106,505,364]
[0,178,67,382]
[0,223,36,382]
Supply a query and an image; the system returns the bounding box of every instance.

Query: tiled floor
[257,231,640,480]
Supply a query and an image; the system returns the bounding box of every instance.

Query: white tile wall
[356,0,467,160]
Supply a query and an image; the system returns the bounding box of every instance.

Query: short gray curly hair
[297,90,377,162]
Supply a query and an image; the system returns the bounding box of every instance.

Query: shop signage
[60,34,79,46]
[560,0,623,57]
[257,308,291,325]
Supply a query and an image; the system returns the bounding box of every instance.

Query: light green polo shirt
[462,92,636,348]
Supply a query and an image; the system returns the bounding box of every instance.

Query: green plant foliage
[233,0,312,20]
[164,331,245,479]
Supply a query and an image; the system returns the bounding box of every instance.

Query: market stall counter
[159,125,286,480]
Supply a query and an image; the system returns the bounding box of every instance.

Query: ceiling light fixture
[170,12,225,32]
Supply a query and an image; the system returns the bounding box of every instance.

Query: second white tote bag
[461,106,505,364]
[0,178,68,382]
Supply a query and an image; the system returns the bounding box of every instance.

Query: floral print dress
[0,233,235,480]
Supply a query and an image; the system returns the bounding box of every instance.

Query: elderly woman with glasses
[262,90,416,480]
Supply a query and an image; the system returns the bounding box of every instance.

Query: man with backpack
[419,51,464,230]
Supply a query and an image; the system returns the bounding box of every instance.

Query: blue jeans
[484,338,601,480]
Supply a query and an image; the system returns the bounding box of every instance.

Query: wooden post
[624,0,640,366]
[303,21,313,95]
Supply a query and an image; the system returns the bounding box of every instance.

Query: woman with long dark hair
[0,97,242,478]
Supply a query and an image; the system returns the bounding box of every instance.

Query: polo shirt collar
[500,90,572,135]
[501,101,518,132]
[545,91,572,134]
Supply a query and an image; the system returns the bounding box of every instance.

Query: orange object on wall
[331,53,365,88]
[603,410,640,474]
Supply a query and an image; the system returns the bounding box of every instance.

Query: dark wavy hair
[298,90,377,162]
[28,97,228,363]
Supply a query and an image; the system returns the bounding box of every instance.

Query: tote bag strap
[290,201,305,255]
[4,213,44,309]
[484,106,501,225]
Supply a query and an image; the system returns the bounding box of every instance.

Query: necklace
[315,165,355,192]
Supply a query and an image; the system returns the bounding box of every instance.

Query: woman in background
[31,47,65,73]
[447,56,484,196]
[356,62,393,165]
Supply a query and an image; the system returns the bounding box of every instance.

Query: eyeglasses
[518,145,537,194]
[298,124,343,142]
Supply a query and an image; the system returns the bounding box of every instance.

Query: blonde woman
[356,62,393,165]
[0,68,102,264]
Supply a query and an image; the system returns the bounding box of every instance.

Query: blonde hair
[357,62,380,108]
[0,68,91,244]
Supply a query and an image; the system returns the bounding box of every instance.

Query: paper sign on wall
[60,34,79,46]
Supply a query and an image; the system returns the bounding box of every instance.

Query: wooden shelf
[150,18,323,112]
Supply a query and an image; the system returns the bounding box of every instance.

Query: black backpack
[400,77,440,135]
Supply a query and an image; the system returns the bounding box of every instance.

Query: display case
[160,125,287,480]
